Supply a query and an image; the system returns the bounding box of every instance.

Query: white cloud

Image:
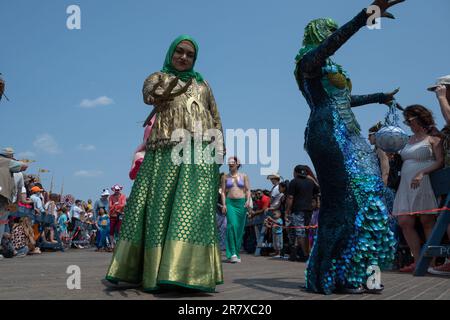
[16,151,36,159]
[79,96,114,108]
[74,170,103,177]
[33,134,61,154]
[78,144,96,151]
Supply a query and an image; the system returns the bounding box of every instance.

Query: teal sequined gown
[295,10,396,294]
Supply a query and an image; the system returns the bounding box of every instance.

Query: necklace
[411,134,426,143]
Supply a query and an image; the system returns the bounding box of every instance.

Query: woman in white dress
[393,105,444,273]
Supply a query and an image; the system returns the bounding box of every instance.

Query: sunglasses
[403,116,417,125]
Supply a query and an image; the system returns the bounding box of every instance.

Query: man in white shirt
[267,173,281,202]
[71,200,83,220]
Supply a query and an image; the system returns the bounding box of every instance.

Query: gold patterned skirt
[105,142,223,292]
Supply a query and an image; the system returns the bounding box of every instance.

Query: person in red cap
[108,185,126,249]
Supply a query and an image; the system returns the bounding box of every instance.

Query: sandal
[399,263,416,273]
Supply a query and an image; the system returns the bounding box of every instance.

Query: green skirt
[106,142,223,292]
[225,198,247,259]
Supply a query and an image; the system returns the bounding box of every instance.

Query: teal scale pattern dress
[294,10,397,294]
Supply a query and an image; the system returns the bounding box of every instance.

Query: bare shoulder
[429,135,442,145]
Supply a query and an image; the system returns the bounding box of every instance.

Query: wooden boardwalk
[0,248,449,300]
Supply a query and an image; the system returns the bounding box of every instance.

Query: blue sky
[1,0,449,201]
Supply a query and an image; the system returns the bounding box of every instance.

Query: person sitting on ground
[11,217,32,258]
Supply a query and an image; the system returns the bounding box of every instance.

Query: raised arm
[299,0,405,75]
[299,9,369,75]
[435,85,450,124]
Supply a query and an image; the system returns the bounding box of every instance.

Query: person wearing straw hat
[267,173,281,203]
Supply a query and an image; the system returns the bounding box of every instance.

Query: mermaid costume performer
[106,35,224,292]
[294,10,397,294]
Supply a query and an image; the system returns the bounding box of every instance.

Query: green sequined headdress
[295,18,339,63]
[161,35,204,83]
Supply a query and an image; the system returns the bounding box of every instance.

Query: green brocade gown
[106,142,224,292]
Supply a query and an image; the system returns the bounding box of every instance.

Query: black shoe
[337,286,366,294]
[364,284,384,294]
[337,284,384,295]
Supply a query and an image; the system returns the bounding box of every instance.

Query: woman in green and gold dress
[105,35,224,293]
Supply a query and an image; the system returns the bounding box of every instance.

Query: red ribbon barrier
[394,207,450,217]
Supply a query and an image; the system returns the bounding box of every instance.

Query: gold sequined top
[143,72,223,150]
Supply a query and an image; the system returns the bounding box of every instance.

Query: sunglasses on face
[403,117,418,125]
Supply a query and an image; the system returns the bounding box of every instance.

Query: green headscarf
[295,18,339,63]
[161,35,204,83]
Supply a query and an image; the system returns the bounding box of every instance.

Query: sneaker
[0,254,3,260]
[15,252,26,258]
[428,263,450,276]
[230,255,238,263]
[273,255,282,259]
